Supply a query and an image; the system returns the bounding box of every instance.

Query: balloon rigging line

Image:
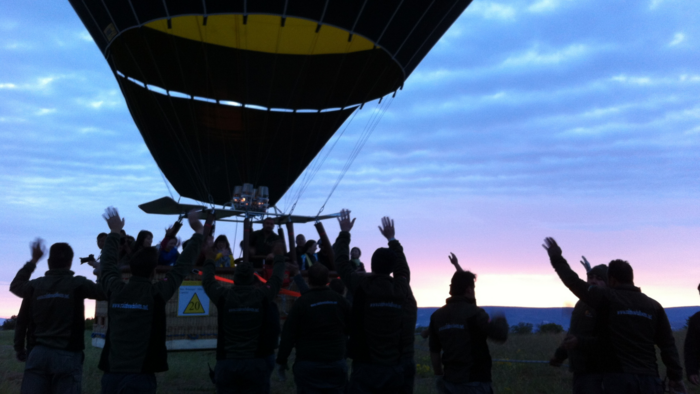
[160,171,175,200]
[284,25,395,215]
[316,95,394,218]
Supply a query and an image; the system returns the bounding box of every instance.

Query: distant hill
[417,306,700,331]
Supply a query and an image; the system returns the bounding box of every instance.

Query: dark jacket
[276,287,351,367]
[335,231,411,366]
[684,312,700,379]
[390,240,417,361]
[14,297,36,354]
[429,296,508,384]
[98,232,203,373]
[250,229,280,267]
[202,255,285,360]
[550,254,683,380]
[553,299,602,374]
[10,261,105,351]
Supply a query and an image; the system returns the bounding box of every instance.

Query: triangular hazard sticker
[183,293,205,314]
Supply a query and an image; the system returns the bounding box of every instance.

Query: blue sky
[1,0,700,316]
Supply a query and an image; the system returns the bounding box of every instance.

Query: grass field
[1,330,698,393]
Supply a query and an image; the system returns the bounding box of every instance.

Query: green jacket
[276,286,351,367]
[10,262,105,351]
[98,232,203,373]
[550,254,683,380]
[202,255,285,360]
[335,231,412,366]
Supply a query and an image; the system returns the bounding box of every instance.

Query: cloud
[610,74,653,85]
[0,83,16,89]
[528,0,561,13]
[669,32,685,46]
[649,0,665,9]
[78,31,93,42]
[501,44,589,67]
[468,2,517,20]
[34,108,56,116]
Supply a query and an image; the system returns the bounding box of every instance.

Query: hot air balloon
[70,0,473,350]
[69,0,472,209]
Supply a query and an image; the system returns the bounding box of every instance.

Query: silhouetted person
[549,261,607,394]
[684,283,700,387]
[10,238,106,394]
[300,240,319,270]
[214,235,234,267]
[277,263,352,393]
[98,208,205,394]
[202,238,286,393]
[87,232,108,275]
[131,230,154,257]
[296,234,306,263]
[335,210,412,393]
[250,217,281,268]
[158,220,182,266]
[429,257,508,394]
[543,237,686,394]
[350,247,366,273]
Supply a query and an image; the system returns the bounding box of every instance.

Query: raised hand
[103,207,125,234]
[580,256,592,273]
[448,253,463,272]
[378,216,395,240]
[188,209,204,234]
[337,209,356,232]
[542,237,562,258]
[29,238,46,264]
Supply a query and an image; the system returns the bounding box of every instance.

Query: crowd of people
[7,208,700,394]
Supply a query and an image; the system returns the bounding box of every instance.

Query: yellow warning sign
[183,293,205,314]
[178,285,209,316]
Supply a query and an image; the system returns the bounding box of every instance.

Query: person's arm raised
[10,238,45,298]
[156,210,205,300]
[334,209,357,292]
[380,217,410,281]
[99,207,127,295]
[449,253,464,273]
[543,237,604,308]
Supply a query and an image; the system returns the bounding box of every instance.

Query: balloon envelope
[69,0,473,206]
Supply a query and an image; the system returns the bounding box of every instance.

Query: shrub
[85,318,95,331]
[510,322,533,335]
[415,325,428,334]
[537,323,564,334]
[2,315,18,330]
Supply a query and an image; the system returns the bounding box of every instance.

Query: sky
[1,0,700,318]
